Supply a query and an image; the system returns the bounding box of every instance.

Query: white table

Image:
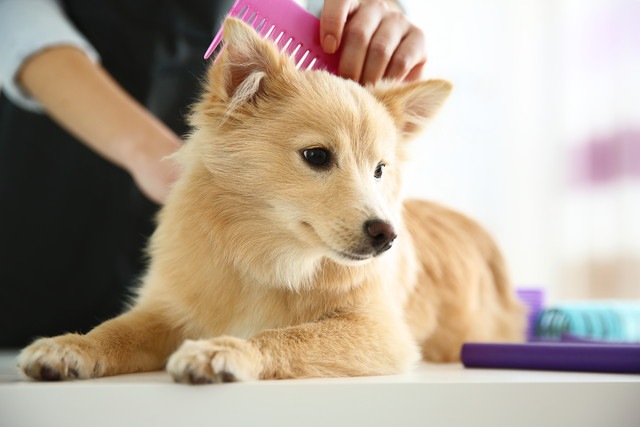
[1,350,638,427]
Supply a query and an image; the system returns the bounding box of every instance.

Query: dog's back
[403,199,525,362]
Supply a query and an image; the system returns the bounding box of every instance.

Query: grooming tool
[535,302,640,343]
[461,342,640,374]
[204,0,340,74]
[516,288,545,341]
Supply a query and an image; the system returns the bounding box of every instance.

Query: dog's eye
[374,162,385,179]
[302,148,331,168]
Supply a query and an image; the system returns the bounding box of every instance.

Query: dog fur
[18,19,525,383]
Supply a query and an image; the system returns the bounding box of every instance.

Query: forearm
[0,0,101,111]
[17,45,180,174]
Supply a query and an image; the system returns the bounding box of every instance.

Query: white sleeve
[0,0,100,113]
[304,0,323,17]
[304,0,407,17]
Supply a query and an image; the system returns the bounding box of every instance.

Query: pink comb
[204,0,340,74]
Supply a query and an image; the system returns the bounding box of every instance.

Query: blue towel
[535,302,640,343]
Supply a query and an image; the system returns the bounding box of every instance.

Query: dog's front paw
[167,336,263,384]
[18,335,102,381]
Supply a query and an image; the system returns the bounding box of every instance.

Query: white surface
[1,350,638,427]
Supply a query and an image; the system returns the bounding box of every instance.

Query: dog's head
[181,19,450,285]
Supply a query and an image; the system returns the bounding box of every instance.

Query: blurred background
[402,0,640,301]
[1,0,637,304]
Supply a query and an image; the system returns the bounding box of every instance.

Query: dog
[18,18,525,383]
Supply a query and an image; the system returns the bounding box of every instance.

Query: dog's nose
[364,220,397,253]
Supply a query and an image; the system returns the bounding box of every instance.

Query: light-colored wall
[403,0,640,301]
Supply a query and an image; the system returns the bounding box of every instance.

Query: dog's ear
[204,18,295,109]
[370,79,452,139]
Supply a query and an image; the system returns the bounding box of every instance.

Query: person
[0,0,427,347]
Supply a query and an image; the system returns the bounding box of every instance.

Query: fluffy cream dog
[19,19,524,383]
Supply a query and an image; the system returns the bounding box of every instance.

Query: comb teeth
[204,0,339,74]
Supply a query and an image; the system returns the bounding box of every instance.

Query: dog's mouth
[334,251,372,262]
[300,222,376,263]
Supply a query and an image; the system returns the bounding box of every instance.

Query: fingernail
[323,34,338,54]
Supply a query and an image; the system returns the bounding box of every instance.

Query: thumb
[320,0,358,54]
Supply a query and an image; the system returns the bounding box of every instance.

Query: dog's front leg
[18,308,181,380]
[167,312,419,383]
[255,312,420,379]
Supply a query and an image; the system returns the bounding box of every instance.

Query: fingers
[338,2,386,82]
[384,26,427,82]
[320,0,427,85]
[359,11,408,84]
[320,0,359,54]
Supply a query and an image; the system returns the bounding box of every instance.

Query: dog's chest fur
[168,253,410,341]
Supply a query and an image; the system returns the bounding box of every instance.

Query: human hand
[126,134,181,205]
[17,45,181,205]
[320,0,426,85]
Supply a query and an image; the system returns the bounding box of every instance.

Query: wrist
[120,123,181,177]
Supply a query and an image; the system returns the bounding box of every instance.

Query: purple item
[516,288,545,341]
[461,342,640,374]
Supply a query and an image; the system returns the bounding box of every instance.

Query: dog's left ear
[203,18,296,110]
[370,79,452,139]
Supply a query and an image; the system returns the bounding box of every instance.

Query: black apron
[0,0,233,347]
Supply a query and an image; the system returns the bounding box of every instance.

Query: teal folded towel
[535,302,640,343]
